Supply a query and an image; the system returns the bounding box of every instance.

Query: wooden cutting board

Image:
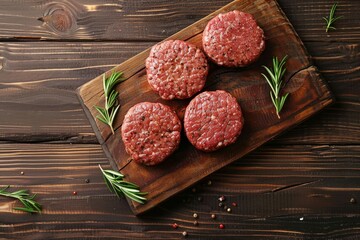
[77,0,334,215]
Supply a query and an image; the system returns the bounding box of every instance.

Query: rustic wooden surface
[0,0,359,239]
[78,0,334,215]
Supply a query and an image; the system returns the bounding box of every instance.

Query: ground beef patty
[146,40,209,100]
[121,102,181,166]
[184,90,244,152]
[202,10,265,67]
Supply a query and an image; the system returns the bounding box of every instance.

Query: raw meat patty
[202,10,265,67]
[146,40,209,100]
[184,90,244,152]
[121,102,181,166]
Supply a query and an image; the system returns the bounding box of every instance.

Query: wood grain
[0,0,232,41]
[0,0,358,42]
[0,41,358,144]
[78,0,334,214]
[0,41,153,143]
[0,0,359,238]
[1,144,360,239]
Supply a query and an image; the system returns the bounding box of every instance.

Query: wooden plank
[274,40,360,144]
[0,41,153,143]
[0,0,358,144]
[2,215,360,240]
[0,40,358,144]
[279,1,360,42]
[0,0,233,40]
[0,0,358,238]
[0,0,358,42]
[1,144,360,239]
[78,0,334,214]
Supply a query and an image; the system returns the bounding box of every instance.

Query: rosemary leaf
[103,169,124,178]
[262,56,289,119]
[109,105,120,125]
[107,90,119,110]
[324,3,342,32]
[0,186,42,213]
[95,72,125,134]
[95,106,109,120]
[96,115,109,125]
[99,165,147,204]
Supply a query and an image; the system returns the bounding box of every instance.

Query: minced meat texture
[184,90,244,152]
[146,40,209,100]
[121,102,182,166]
[202,10,265,67]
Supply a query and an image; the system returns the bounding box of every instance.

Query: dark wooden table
[0,1,359,239]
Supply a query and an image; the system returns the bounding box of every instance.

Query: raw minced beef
[121,102,181,166]
[184,90,244,152]
[146,40,209,100]
[202,10,265,67]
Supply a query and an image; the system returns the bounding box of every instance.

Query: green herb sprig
[323,3,342,32]
[0,186,42,213]
[262,56,289,119]
[99,165,147,204]
[95,72,125,134]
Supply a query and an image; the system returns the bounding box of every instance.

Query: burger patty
[146,40,209,100]
[184,90,244,152]
[121,102,182,166]
[202,10,265,67]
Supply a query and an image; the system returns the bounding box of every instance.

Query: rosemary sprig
[95,72,125,134]
[262,56,289,119]
[0,186,42,213]
[99,165,147,204]
[323,3,342,32]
